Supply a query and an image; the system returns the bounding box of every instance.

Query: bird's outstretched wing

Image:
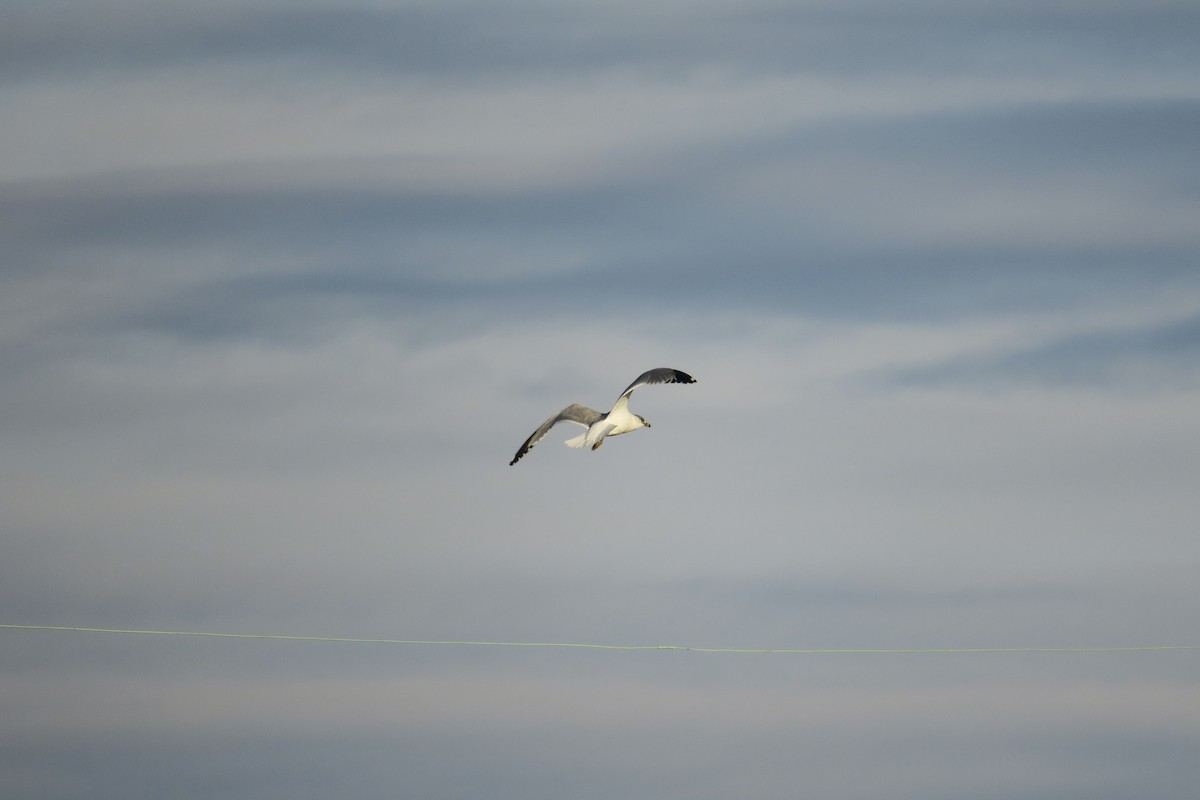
[509,403,603,466]
[616,367,696,402]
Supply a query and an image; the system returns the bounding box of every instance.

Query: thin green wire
[3,624,1198,654]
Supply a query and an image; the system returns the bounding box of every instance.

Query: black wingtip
[669,369,697,384]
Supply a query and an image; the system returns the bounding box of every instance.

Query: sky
[2,1,1200,797]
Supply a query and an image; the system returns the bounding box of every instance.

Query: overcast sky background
[3,2,1200,798]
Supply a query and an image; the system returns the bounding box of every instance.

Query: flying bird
[509,367,697,465]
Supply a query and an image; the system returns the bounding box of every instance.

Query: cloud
[5,1,1199,83]
[3,2,1200,798]
[890,313,1200,390]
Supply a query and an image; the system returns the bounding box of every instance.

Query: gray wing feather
[509,403,603,465]
[617,367,697,401]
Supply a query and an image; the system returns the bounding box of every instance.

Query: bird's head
[638,415,651,428]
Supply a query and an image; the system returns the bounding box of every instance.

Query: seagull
[509,367,697,466]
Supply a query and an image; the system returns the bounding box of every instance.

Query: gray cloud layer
[3,2,1199,799]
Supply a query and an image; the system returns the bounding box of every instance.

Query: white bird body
[565,399,641,449]
[509,368,696,465]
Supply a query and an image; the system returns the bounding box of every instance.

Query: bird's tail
[564,433,588,449]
